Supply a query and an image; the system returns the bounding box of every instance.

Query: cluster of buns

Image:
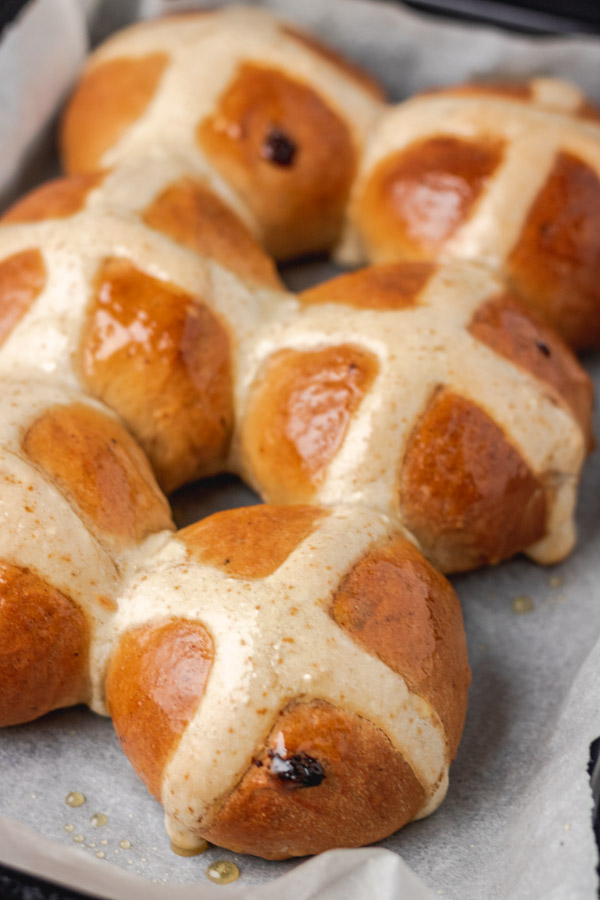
[0,5,595,861]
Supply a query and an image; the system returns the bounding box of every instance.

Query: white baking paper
[0,0,88,206]
[0,1,598,898]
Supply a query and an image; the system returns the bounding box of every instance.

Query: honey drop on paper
[170,839,208,857]
[90,812,108,827]
[119,839,132,849]
[73,834,85,843]
[206,860,240,884]
[64,824,74,833]
[512,594,534,614]
[65,791,86,808]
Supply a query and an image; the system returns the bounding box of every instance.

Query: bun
[340,78,600,349]
[60,6,385,261]
[0,7,594,860]
[106,505,469,859]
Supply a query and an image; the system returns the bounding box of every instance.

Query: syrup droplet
[100,839,108,846]
[512,595,534,614]
[90,813,108,827]
[118,839,132,850]
[170,839,208,857]
[95,851,106,859]
[206,860,240,885]
[73,834,85,843]
[549,574,563,588]
[65,791,86,808]
[64,824,74,833]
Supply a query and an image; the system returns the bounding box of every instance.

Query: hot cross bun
[339,78,600,349]
[59,5,385,261]
[106,504,469,859]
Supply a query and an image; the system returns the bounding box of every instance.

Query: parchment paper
[0,1,599,898]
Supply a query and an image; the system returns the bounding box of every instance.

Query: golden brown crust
[106,619,213,799]
[203,699,426,859]
[420,82,532,101]
[242,345,378,503]
[331,535,469,758]
[142,176,281,288]
[507,151,600,350]
[0,562,89,726]
[80,258,233,493]
[280,25,386,101]
[198,63,357,260]
[23,402,172,544]
[469,293,594,447]
[180,505,326,579]
[299,262,437,310]
[1,174,105,224]
[400,388,547,572]
[577,100,600,124]
[60,54,169,174]
[357,135,505,261]
[0,249,46,348]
